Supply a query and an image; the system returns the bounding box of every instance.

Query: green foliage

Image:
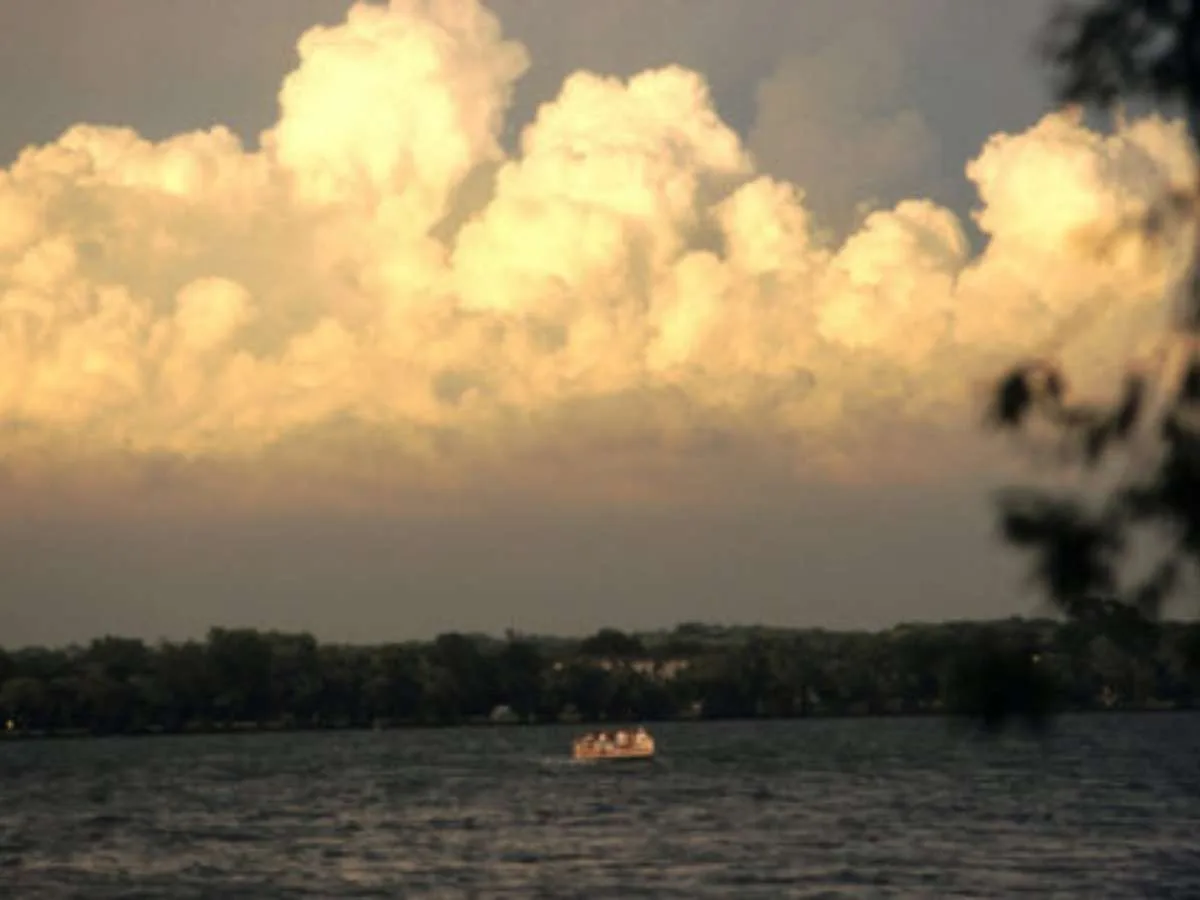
[1,619,1197,737]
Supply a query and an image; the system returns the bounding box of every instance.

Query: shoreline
[3,704,1195,742]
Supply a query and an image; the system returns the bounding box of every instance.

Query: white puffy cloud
[0,0,1194,508]
[265,0,527,221]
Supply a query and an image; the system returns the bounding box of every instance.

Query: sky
[1,0,1195,647]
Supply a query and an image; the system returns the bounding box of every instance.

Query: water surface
[2,714,1199,897]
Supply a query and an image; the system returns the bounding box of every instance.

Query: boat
[571,726,656,762]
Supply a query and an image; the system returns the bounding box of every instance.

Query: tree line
[2,615,1199,737]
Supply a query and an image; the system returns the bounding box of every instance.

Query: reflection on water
[2,715,1199,897]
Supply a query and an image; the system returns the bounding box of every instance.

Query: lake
[2,714,1198,897]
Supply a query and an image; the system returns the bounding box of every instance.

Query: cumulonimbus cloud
[0,0,1195,510]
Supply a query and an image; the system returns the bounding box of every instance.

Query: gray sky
[0,1,1089,647]
[0,1,1053,227]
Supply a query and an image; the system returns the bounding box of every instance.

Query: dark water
[2,715,1199,898]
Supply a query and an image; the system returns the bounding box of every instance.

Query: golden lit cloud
[0,0,1195,511]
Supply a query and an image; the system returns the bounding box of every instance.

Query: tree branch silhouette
[974,1,1200,728]
[987,2,1200,727]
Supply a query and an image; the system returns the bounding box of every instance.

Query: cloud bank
[0,0,1195,513]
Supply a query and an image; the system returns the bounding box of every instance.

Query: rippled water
[2,714,1199,898]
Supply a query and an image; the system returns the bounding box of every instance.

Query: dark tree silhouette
[3,618,1196,737]
[961,0,1200,729]
[578,628,646,659]
[991,1,1200,631]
